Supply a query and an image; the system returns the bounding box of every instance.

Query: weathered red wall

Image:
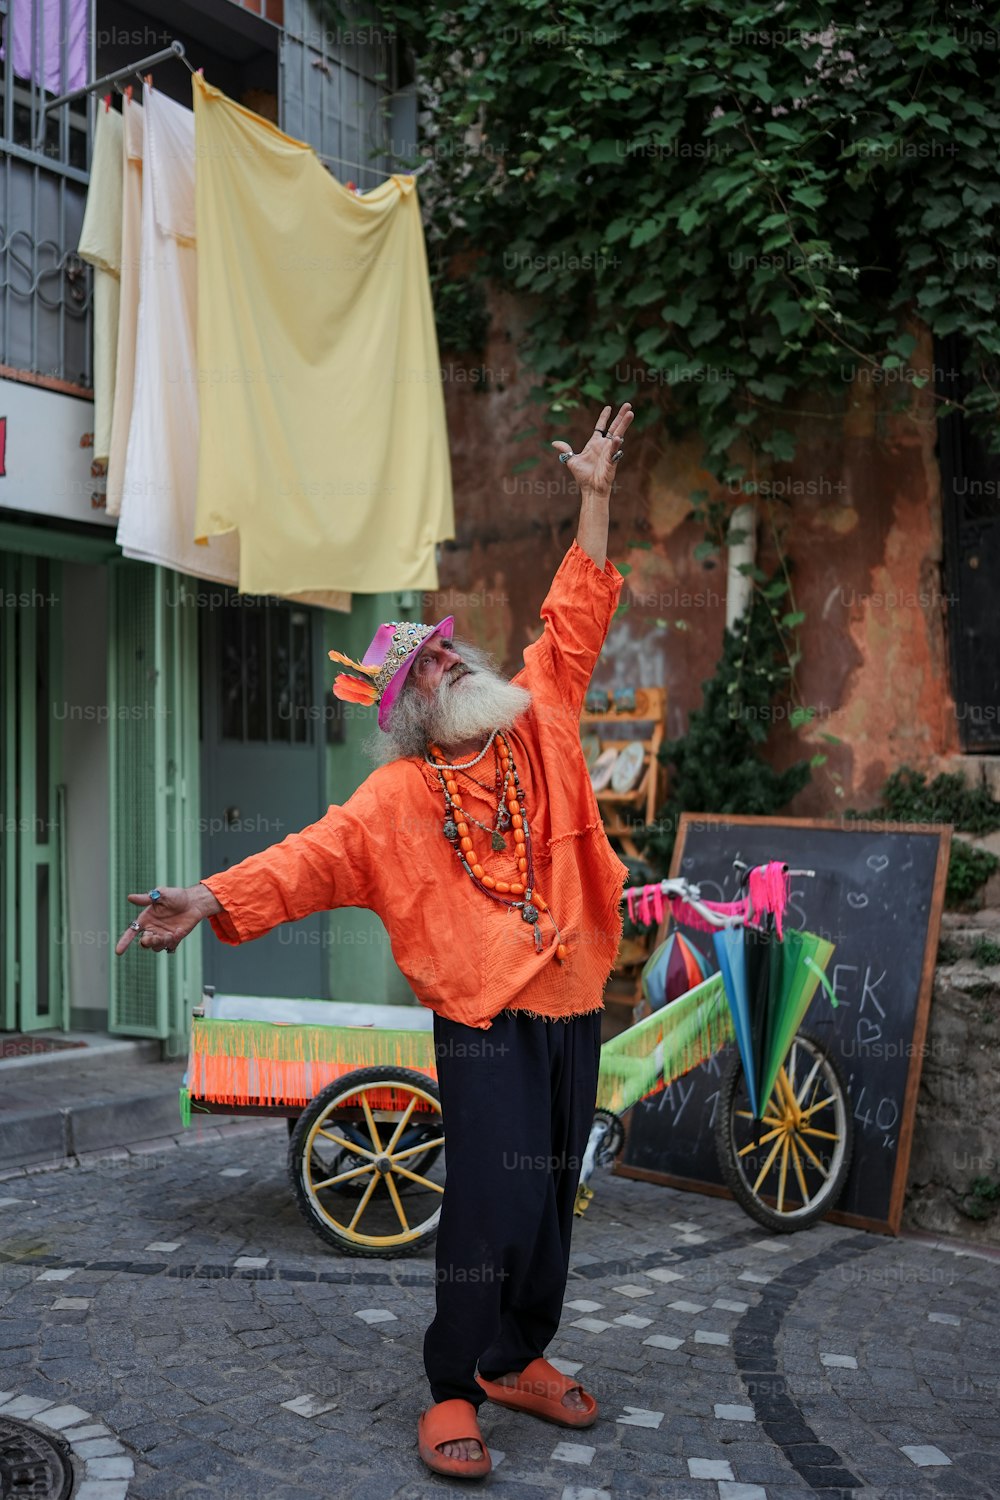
[426,294,958,815]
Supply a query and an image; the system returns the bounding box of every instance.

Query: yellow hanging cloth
[191,74,454,596]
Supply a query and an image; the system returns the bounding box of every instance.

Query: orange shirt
[202,542,629,1028]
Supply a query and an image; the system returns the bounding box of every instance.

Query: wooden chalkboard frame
[613,813,952,1235]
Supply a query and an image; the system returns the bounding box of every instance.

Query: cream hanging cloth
[104,94,142,517]
[116,83,240,584]
[104,96,144,516]
[78,104,123,464]
[192,74,454,596]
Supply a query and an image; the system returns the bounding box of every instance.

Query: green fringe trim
[178,1086,192,1129]
[596,973,734,1115]
[188,1017,436,1070]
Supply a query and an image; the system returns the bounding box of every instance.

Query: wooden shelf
[583,687,668,1011]
[581,687,667,858]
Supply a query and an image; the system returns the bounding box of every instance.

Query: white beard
[371,647,532,764]
[425,666,532,749]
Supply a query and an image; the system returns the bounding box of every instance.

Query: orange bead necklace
[428,730,568,963]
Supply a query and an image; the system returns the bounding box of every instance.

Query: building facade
[0,0,421,1052]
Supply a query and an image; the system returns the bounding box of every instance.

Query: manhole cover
[0,1416,73,1499]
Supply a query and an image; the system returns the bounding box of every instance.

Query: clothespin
[104,93,111,113]
[125,83,132,103]
[145,72,153,92]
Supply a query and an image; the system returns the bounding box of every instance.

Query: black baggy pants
[423,1007,603,1407]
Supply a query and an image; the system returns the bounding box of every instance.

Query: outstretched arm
[114,793,380,956]
[115,882,222,956]
[551,401,633,571]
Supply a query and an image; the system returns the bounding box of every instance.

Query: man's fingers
[551,440,572,454]
[114,927,137,956]
[126,892,153,908]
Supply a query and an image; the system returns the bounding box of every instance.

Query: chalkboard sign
[617,814,951,1234]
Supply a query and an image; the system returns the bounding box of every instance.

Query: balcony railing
[0,0,93,388]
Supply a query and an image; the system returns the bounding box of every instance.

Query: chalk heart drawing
[846,891,869,909]
[866,854,890,873]
[856,1017,882,1046]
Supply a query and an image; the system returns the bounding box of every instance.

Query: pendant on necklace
[497,808,510,830]
[491,831,506,852]
[521,902,539,924]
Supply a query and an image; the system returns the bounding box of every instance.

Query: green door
[0,553,66,1033]
[107,561,201,1048]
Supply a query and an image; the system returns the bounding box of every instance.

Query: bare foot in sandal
[494,1371,589,1415]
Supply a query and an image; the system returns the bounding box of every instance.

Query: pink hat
[330,615,455,731]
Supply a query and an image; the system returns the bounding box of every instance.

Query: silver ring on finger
[612,450,624,463]
[559,452,574,465]
[148,888,162,903]
[129,919,141,931]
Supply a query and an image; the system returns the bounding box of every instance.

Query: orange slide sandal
[417,1398,492,1480]
[477,1357,598,1427]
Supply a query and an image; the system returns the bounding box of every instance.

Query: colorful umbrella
[641,932,713,1012]
[713,925,760,1118]
[755,929,836,1109]
[716,922,837,1120]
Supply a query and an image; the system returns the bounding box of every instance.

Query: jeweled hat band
[329,612,455,730]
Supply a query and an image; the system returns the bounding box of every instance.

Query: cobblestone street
[1,1122,998,1500]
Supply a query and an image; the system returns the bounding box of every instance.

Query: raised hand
[551,402,633,497]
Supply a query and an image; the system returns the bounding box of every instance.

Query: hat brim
[377,615,455,731]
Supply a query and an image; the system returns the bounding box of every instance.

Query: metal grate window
[0,0,93,385]
[219,593,314,746]
[279,0,400,190]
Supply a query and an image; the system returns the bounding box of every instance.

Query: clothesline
[79,69,452,601]
[35,40,189,146]
[314,148,432,180]
[39,34,431,184]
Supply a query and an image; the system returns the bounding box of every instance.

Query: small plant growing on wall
[641,570,814,874]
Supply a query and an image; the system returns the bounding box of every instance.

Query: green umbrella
[744,923,777,1117]
[756,929,837,1112]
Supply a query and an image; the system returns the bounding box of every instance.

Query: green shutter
[0,552,65,1032]
[108,562,201,1044]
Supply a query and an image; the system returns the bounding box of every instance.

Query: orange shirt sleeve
[200,785,380,946]
[517,540,623,714]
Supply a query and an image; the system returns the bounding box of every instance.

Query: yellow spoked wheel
[288,1066,445,1258]
[715,1030,853,1232]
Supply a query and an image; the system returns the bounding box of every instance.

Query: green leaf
[887,99,928,122]
[790,184,825,210]
[764,121,804,144]
[677,206,704,235]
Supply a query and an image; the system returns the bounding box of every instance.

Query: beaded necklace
[428,730,567,963]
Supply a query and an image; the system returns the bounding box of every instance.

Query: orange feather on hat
[332,673,378,705]
[328,648,379,677]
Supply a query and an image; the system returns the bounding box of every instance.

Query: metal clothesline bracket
[33,39,189,149]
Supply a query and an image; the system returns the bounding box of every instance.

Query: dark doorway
[199,591,330,997]
[938,336,1000,751]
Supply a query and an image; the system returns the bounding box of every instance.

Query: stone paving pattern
[1,1120,998,1500]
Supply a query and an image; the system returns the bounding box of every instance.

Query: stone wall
[903,911,1000,1245]
[432,300,959,812]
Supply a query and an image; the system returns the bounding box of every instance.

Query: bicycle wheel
[288,1066,445,1257]
[715,1029,853,1232]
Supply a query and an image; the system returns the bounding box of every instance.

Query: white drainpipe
[726,502,756,629]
